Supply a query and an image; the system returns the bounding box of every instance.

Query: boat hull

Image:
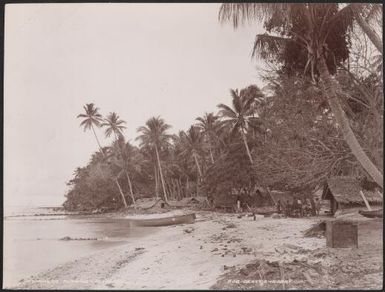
[359,209,383,218]
[128,213,196,227]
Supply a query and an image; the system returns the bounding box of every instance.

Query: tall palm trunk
[113,132,133,208]
[186,177,190,197]
[115,177,128,208]
[125,170,136,208]
[155,145,168,202]
[209,145,214,164]
[91,125,127,207]
[154,165,159,199]
[207,136,215,163]
[318,57,383,187]
[353,7,383,54]
[193,152,203,178]
[91,124,104,156]
[241,129,254,164]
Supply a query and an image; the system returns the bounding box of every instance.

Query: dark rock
[60,236,71,241]
[240,268,249,276]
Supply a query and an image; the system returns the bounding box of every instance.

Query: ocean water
[3,206,157,288]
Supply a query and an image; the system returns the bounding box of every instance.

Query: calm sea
[3,206,156,288]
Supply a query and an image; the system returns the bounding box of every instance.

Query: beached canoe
[128,213,196,227]
[359,209,383,218]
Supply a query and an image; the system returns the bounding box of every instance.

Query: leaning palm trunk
[114,133,135,208]
[91,125,104,155]
[155,145,168,202]
[318,57,383,187]
[241,129,254,164]
[353,7,383,54]
[115,178,128,208]
[209,146,215,164]
[208,137,215,163]
[154,165,159,199]
[125,170,136,208]
[193,152,203,179]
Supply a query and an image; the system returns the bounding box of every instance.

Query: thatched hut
[213,193,237,212]
[321,176,383,215]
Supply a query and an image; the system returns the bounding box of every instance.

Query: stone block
[326,220,358,248]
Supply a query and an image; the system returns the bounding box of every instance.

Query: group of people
[276,198,321,217]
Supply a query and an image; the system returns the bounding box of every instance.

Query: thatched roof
[213,194,236,207]
[322,176,383,205]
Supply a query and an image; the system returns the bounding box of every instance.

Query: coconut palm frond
[219,3,291,28]
[77,103,104,132]
[326,3,355,37]
[252,34,292,60]
[217,103,237,119]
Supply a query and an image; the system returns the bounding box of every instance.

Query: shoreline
[14,210,327,290]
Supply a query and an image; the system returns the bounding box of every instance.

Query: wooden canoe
[128,213,196,227]
[359,209,383,218]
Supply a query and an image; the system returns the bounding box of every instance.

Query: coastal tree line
[63,3,382,211]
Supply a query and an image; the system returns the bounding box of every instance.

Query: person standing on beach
[276,199,281,214]
[285,200,291,217]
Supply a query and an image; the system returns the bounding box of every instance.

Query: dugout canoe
[128,213,196,227]
[359,209,383,218]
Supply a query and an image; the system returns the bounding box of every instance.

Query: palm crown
[77,103,103,131]
[102,112,126,138]
[179,126,204,157]
[217,89,256,134]
[196,112,221,140]
[136,116,172,149]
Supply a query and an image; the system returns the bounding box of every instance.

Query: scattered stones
[184,227,194,234]
[60,236,71,241]
[271,213,284,219]
[59,236,98,241]
[241,247,252,253]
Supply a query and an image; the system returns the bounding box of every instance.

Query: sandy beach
[15,211,322,289]
[11,209,384,290]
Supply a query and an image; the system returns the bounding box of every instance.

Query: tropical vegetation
[63,3,382,211]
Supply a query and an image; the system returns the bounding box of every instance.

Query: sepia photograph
[3,2,383,290]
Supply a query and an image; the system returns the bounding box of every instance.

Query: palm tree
[137,117,173,202]
[101,112,131,208]
[77,103,104,154]
[141,145,160,199]
[109,135,138,208]
[102,112,126,140]
[178,126,205,179]
[196,112,221,163]
[219,3,383,187]
[218,89,256,164]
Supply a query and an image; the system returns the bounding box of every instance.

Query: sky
[4,3,264,207]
